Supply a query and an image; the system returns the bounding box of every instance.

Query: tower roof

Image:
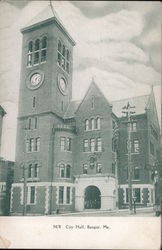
[21,4,75,46]
[0,105,6,117]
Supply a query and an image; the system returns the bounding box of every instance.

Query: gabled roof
[75,80,112,115]
[0,105,6,117]
[112,95,149,117]
[63,100,80,119]
[21,4,75,45]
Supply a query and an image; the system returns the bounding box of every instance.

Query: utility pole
[122,102,135,214]
[21,129,29,216]
[49,125,55,215]
[22,162,27,216]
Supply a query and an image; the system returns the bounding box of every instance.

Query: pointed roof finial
[49,0,55,17]
[91,76,95,83]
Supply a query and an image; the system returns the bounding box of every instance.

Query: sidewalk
[51,206,156,217]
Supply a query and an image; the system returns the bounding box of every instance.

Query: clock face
[26,70,44,90]
[58,76,67,95]
[31,73,41,86]
[60,78,66,92]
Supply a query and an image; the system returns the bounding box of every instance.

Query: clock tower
[11,4,76,215]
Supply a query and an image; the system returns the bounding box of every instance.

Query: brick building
[0,106,14,215]
[11,5,160,215]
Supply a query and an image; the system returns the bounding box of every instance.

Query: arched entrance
[84,185,101,209]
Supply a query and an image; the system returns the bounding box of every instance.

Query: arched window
[61,45,65,69]
[58,40,61,52]
[91,118,95,130]
[66,165,71,178]
[96,163,102,173]
[28,164,32,178]
[66,50,70,73]
[34,39,40,64]
[60,164,65,178]
[35,39,40,50]
[27,41,33,66]
[66,50,69,61]
[57,40,70,74]
[85,119,89,131]
[62,45,65,56]
[96,117,101,129]
[33,163,39,178]
[41,37,47,62]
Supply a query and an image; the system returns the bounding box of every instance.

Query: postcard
[0,1,161,249]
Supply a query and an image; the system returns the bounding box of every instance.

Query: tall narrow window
[85,119,89,131]
[134,140,139,153]
[28,118,32,130]
[83,164,88,174]
[27,41,33,66]
[33,163,39,178]
[35,137,40,152]
[34,39,40,64]
[28,164,32,178]
[91,118,95,130]
[67,138,71,151]
[34,117,37,129]
[30,186,35,204]
[90,156,95,169]
[60,164,65,178]
[134,167,140,180]
[26,139,29,152]
[62,45,65,69]
[59,186,64,204]
[83,139,88,152]
[96,163,102,173]
[41,37,47,62]
[34,39,40,65]
[91,96,94,109]
[33,96,36,108]
[57,40,62,66]
[29,138,34,152]
[66,165,71,178]
[66,50,70,73]
[96,138,102,152]
[90,138,95,152]
[96,117,101,129]
[66,187,70,204]
[60,137,66,151]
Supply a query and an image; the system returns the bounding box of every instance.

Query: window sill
[83,151,102,153]
[60,150,72,153]
[125,152,139,155]
[85,128,101,132]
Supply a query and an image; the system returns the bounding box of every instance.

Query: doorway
[84,185,101,209]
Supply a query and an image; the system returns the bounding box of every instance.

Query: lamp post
[122,102,135,214]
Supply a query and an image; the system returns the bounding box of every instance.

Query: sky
[0,1,161,161]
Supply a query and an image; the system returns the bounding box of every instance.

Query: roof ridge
[112,94,150,103]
